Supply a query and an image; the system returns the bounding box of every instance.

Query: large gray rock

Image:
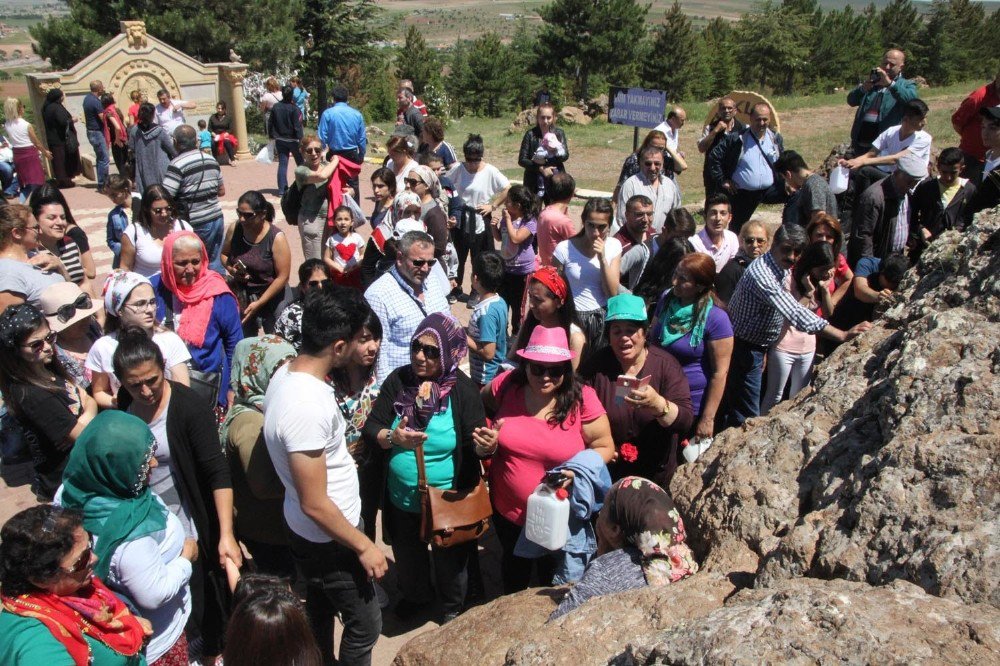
[614,578,1000,665]
[671,209,1000,608]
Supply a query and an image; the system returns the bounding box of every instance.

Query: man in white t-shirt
[263,285,387,665]
[154,89,196,134]
[842,98,931,195]
[652,106,688,178]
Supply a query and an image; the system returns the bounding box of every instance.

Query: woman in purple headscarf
[363,312,488,624]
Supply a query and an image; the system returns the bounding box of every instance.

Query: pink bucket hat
[516,325,576,364]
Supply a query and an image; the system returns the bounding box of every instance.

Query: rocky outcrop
[395,209,1000,663]
[558,106,591,125]
[615,579,1000,665]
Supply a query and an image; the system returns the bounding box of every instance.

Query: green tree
[30,17,105,69]
[806,7,880,92]
[914,0,991,85]
[298,0,385,112]
[878,0,922,52]
[534,0,650,99]
[396,25,441,95]
[448,33,519,117]
[644,1,710,101]
[700,17,739,99]
[737,1,813,94]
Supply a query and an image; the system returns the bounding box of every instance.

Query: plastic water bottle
[524,483,570,550]
[682,436,714,464]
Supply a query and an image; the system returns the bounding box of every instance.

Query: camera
[870,68,881,84]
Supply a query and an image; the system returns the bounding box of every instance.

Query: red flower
[619,442,639,463]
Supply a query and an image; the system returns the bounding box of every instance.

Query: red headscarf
[159,230,234,348]
[531,265,569,303]
[2,577,147,666]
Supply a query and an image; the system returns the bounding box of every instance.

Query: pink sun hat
[516,325,576,364]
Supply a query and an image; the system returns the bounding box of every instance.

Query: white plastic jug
[524,483,570,550]
[829,165,850,194]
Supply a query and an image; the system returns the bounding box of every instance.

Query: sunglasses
[410,340,441,359]
[62,536,95,575]
[527,362,567,378]
[408,258,434,267]
[46,293,92,323]
[124,298,157,312]
[404,178,423,187]
[151,206,172,215]
[742,237,767,245]
[304,147,324,154]
[237,210,259,220]
[306,279,330,288]
[22,330,57,353]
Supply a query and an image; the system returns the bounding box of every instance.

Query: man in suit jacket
[847,49,919,155]
[707,103,785,232]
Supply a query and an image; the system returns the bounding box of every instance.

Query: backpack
[281,181,303,226]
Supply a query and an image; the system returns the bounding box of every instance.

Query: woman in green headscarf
[61,410,199,665]
[220,335,296,577]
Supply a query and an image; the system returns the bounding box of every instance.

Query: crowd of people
[0,55,998,666]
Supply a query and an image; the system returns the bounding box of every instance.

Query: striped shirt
[728,252,828,347]
[56,238,85,285]
[162,150,224,227]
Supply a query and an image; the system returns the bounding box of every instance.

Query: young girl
[0,303,97,500]
[512,265,586,371]
[492,184,539,334]
[323,205,365,289]
[104,175,131,269]
[761,241,836,415]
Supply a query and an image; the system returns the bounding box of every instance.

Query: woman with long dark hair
[512,266,585,370]
[100,92,129,176]
[224,587,321,666]
[649,253,733,441]
[806,212,853,309]
[29,186,94,295]
[0,303,96,499]
[41,88,80,189]
[360,166,400,288]
[120,185,193,278]
[760,241,837,414]
[209,101,238,165]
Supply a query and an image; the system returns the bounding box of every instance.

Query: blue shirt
[854,256,881,278]
[197,129,211,149]
[83,93,105,132]
[317,102,367,155]
[106,204,129,264]
[468,294,508,384]
[293,87,309,118]
[731,129,778,192]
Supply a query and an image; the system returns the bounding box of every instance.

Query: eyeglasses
[527,362,567,379]
[62,535,95,575]
[410,340,441,359]
[124,298,157,312]
[407,258,434,267]
[742,237,767,245]
[22,225,41,234]
[304,147,324,154]
[22,330,57,353]
[237,210,258,220]
[306,279,330,288]
[151,206,171,215]
[46,293,92,323]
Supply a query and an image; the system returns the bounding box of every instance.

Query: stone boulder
[558,106,591,125]
[671,208,1000,608]
[614,578,1000,665]
[584,94,609,118]
[509,108,536,133]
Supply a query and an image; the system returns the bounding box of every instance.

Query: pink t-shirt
[487,370,606,525]
[776,274,818,355]
[536,204,576,267]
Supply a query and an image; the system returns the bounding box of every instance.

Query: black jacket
[269,101,303,142]
[518,126,569,195]
[363,367,486,491]
[909,177,976,244]
[968,166,1000,218]
[707,127,785,192]
[849,175,905,266]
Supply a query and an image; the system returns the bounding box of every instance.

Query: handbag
[416,443,491,548]
[187,365,222,407]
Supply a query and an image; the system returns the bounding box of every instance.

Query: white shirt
[552,236,623,311]
[154,100,188,134]
[4,118,32,148]
[984,151,1000,179]
[123,219,192,278]
[652,121,680,151]
[85,331,191,395]
[263,365,360,542]
[689,228,740,273]
[325,231,364,269]
[871,126,932,173]
[385,158,418,194]
[446,162,511,234]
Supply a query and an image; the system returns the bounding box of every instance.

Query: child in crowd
[197,119,212,154]
[533,131,566,195]
[492,184,539,335]
[467,251,509,387]
[323,205,364,289]
[104,174,131,269]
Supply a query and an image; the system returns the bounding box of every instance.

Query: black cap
[980,105,1000,122]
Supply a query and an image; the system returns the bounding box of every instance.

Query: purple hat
[516,325,576,364]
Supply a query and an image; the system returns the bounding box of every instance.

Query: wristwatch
[658,400,671,420]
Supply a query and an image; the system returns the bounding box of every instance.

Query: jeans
[761,347,815,415]
[275,139,302,195]
[0,161,15,197]
[726,337,768,427]
[288,530,382,666]
[499,271,529,333]
[385,502,470,617]
[192,214,226,275]
[450,227,492,289]
[87,130,110,188]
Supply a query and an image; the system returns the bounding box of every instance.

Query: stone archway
[109,58,183,107]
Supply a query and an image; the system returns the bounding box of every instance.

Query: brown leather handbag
[416,444,492,548]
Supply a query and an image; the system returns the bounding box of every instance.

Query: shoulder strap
[415,443,428,491]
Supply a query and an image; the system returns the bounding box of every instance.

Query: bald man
[847,49,919,155]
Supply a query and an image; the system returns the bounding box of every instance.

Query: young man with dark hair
[969,105,1000,216]
[467,251,508,386]
[774,149,838,227]
[908,147,977,262]
[688,193,739,272]
[263,284,387,666]
[830,253,908,332]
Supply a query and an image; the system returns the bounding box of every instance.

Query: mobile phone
[614,374,651,405]
[543,470,566,487]
[233,259,248,273]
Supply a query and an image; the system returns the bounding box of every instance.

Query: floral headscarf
[219,335,296,445]
[101,270,152,318]
[393,312,467,430]
[602,476,699,586]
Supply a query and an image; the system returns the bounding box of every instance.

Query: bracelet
[385,429,395,449]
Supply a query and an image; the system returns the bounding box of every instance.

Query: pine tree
[737,1,813,94]
[700,18,739,99]
[396,25,441,96]
[879,0,922,52]
[644,1,710,101]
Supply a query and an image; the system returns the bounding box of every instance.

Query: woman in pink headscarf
[152,230,243,408]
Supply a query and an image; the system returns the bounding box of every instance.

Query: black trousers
[730,187,769,232]
[498,271,529,332]
[451,227,493,288]
[492,512,557,594]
